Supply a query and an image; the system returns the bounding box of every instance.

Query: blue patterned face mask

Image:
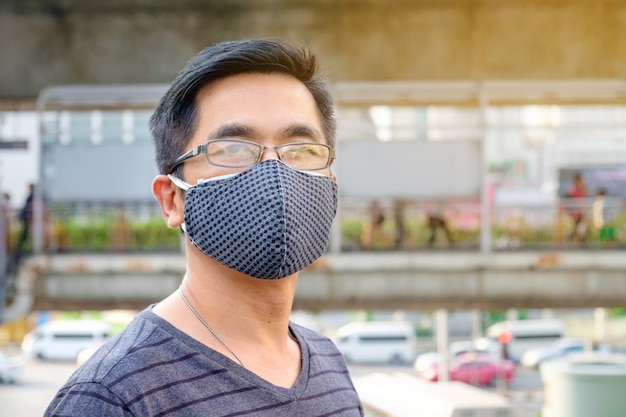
[169,159,337,279]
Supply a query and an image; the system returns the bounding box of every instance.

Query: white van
[333,321,417,364]
[22,320,111,361]
[485,319,564,362]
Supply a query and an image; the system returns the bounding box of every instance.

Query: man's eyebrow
[210,123,254,140]
[209,123,323,142]
[284,124,323,141]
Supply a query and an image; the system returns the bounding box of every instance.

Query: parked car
[414,351,442,374]
[0,350,24,384]
[333,321,418,364]
[418,353,515,386]
[449,338,502,360]
[22,320,111,361]
[520,337,587,368]
[414,339,502,375]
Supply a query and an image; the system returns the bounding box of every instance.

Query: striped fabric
[44,307,363,417]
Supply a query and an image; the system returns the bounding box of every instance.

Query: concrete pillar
[436,309,449,383]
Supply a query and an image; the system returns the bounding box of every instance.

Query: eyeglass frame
[168,138,336,174]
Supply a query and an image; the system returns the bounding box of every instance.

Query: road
[1,356,543,417]
[349,363,544,417]
[0,356,77,417]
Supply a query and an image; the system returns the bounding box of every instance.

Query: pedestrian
[426,201,453,247]
[393,199,408,249]
[566,173,587,243]
[592,188,615,246]
[44,39,363,417]
[361,200,389,249]
[16,183,33,252]
[1,192,11,255]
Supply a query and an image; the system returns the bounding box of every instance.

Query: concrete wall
[2,0,626,105]
[17,251,626,312]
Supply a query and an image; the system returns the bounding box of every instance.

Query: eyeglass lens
[207,140,330,170]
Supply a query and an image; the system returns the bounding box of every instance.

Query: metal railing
[4,198,625,255]
[4,201,180,255]
[340,197,625,252]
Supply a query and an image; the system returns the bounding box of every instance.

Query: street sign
[498,329,513,345]
[0,140,28,149]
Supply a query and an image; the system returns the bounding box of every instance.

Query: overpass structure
[2,0,626,107]
[5,250,626,320]
[2,0,626,321]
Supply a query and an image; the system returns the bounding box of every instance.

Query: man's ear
[152,175,184,228]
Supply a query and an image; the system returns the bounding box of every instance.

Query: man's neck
[184,246,297,333]
[153,246,301,387]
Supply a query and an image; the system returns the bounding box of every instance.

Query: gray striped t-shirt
[44,307,363,417]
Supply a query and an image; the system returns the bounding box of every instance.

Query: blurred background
[1,1,626,416]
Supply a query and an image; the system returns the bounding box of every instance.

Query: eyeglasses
[169,139,335,173]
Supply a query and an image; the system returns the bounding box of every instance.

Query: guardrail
[3,198,626,255]
[341,197,626,252]
[4,202,180,256]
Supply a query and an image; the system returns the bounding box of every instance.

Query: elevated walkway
[5,250,626,316]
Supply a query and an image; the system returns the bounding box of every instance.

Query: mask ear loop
[299,170,328,177]
[167,174,191,233]
[167,174,191,191]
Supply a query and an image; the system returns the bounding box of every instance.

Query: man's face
[179,72,329,184]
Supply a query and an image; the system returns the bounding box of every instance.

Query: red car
[418,353,515,386]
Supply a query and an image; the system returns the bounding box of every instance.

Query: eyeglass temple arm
[169,144,207,173]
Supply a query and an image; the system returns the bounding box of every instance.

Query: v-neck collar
[144,308,310,400]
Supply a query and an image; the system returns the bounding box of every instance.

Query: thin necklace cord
[178,287,247,369]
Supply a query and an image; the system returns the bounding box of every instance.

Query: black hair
[150,39,336,175]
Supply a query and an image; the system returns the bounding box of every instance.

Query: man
[44,39,363,416]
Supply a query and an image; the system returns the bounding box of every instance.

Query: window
[52,333,94,340]
[358,335,408,343]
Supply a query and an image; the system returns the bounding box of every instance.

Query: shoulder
[47,307,212,414]
[80,309,169,367]
[44,309,160,416]
[79,307,211,380]
[45,381,132,417]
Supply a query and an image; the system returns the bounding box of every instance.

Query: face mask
[171,159,338,279]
